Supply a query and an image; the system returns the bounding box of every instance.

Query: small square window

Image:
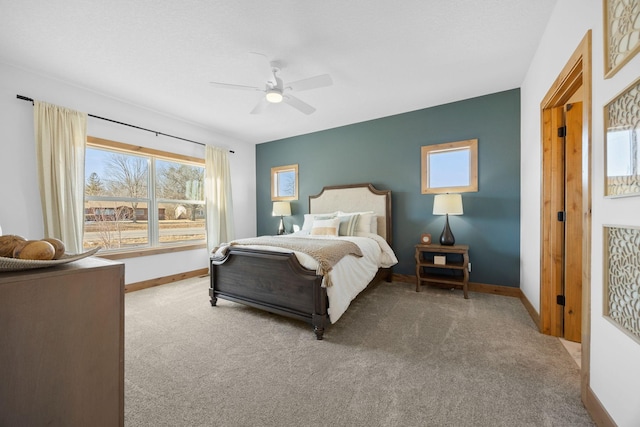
[271,164,298,201]
[421,139,478,194]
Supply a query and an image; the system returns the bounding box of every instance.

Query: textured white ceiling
[0,0,557,144]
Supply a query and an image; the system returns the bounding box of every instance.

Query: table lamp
[433,194,463,245]
[272,201,291,235]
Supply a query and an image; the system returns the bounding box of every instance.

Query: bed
[209,183,397,339]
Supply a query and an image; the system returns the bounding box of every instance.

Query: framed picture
[603,0,640,78]
[604,76,640,197]
[603,225,640,343]
[421,139,478,194]
[271,164,298,201]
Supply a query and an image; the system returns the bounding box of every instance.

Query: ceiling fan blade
[250,97,270,115]
[286,74,333,92]
[283,95,316,115]
[209,81,262,91]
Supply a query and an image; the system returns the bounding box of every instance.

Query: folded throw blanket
[215,236,363,287]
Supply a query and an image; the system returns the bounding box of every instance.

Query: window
[421,139,478,194]
[271,164,298,201]
[84,136,205,252]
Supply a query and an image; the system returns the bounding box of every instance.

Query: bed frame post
[208,264,218,306]
[312,314,325,340]
[313,279,328,340]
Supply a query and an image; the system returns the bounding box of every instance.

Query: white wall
[0,61,256,284]
[521,1,640,425]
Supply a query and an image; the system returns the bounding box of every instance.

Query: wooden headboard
[309,183,392,246]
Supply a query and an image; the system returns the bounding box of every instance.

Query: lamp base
[277,216,285,235]
[439,214,455,246]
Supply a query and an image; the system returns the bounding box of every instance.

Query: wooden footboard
[210,247,327,339]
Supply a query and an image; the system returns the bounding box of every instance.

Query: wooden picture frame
[604,76,640,197]
[421,139,478,194]
[603,0,640,79]
[271,164,298,201]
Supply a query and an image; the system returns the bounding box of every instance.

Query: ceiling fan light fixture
[265,89,283,103]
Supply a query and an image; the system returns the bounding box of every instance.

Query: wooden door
[541,102,583,343]
[563,101,583,342]
[541,105,566,338]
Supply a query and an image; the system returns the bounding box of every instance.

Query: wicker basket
[0,247,101,272]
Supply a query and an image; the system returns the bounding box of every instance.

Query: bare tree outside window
[278,170,296,197]
[103,153,148,222]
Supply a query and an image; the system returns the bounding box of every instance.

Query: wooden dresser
[0,257,125,427]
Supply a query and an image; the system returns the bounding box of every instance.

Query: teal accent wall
[256,89,521,288]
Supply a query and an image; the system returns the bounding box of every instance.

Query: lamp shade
[433,194,463,215]
[272,201,291,216]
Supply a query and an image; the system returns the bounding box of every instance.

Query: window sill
[97,243,207,260]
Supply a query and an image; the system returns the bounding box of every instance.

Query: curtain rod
[16,94,234,153]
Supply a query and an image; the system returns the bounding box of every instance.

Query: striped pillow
[338,214,360,236]
[310,217,340,236]
[302,213,336,231]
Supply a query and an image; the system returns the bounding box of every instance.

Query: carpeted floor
[124,277,594,426]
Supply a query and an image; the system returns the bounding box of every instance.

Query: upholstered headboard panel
[309,183,392,245]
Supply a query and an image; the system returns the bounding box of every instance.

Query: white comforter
[215,231,398,323]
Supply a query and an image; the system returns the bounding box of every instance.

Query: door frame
[539,31,592,401]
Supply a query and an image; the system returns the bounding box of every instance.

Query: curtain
[205,145,235,253]
[34,101,87,254]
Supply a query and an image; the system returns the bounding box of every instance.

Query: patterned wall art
[604,226,640,342]
[604,0,640,78]
[605,76,640,197]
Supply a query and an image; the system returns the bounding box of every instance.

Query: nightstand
[415,243,469,299]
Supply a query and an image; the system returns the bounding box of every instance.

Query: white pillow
[302,213,336,231]
[355,212,374,234]
[310,217,340,236]
[337,211,372,216]
[370,215,378,234]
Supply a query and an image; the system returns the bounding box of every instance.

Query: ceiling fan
[209,53,332,115]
